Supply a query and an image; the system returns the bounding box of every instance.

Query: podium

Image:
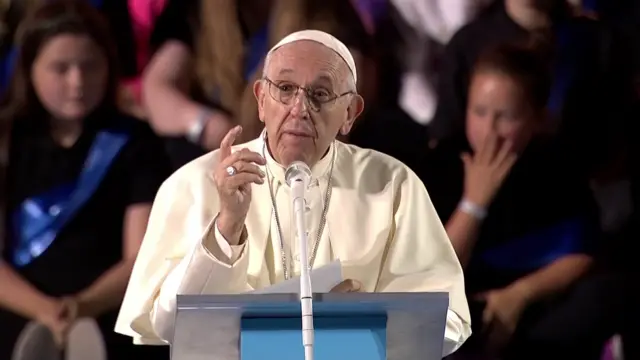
[171,292,449,360]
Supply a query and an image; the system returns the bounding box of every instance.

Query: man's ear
[253,79,266,123]
[340,94,364,135]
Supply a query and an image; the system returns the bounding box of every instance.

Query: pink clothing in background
[122,0,167,103]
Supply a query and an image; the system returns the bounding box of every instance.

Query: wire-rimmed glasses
[263,77,353,112]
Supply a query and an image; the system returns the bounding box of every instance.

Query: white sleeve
[213,220,247,263]
[149,217,250,342]
[442,309,472,357]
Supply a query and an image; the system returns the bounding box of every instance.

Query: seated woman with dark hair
[0,1,171,359]
[419,43,624,360]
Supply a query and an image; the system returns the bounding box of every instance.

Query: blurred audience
[101,0,169,119]
[392,0,491,126]
[430,0,633,180]
[421,43,624,360]
[0,0,165,119]
[0,1,170,358]
[0,0,637,359]
[348,0,493,169]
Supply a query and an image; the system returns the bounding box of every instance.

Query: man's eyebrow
[313,75,334,86]
[274,69,335,87]
[278,68,294,75]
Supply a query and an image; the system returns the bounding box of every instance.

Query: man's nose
[289,90,309,117]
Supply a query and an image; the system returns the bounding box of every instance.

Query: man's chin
[280,133,315,150]
[277,147,313,167]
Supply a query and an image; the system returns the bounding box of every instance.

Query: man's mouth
[283,130,313,138]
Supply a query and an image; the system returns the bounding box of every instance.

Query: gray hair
[261,50,357,93]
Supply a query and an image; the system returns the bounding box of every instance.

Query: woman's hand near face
[462,132,517,208]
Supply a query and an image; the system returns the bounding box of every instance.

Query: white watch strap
[458,199,487,220]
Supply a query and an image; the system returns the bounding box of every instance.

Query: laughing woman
[0,1,171,359]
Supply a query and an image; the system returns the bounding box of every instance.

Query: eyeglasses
[263,77,353,112]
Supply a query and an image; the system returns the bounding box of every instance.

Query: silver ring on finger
[226,165,237,176]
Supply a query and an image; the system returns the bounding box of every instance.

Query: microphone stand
[286,162,315,360]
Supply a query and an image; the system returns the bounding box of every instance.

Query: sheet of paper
[249,260,343,294]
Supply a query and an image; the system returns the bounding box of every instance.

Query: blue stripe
[11,130,129,267]
[479,217,589,271]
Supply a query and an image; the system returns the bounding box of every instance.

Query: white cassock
[115,134,471,356]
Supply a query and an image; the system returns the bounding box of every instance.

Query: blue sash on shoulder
[11,130,129,267]
[479,217,588,272]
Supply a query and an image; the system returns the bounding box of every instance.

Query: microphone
[285,161,314,360]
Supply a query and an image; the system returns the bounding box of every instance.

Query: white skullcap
[267,29,357,84]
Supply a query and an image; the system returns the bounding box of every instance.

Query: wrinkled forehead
[265,41,349,88]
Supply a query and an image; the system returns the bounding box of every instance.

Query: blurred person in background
[349,0,494,169]
[143,0,374,170]
[430,0,633,180]
[0,0,29,92]
[0,1,171,358]
[420,44,624,360]
[0,0,167,119]
[596,2,640,358]
[100,0,168,119]
[390,0,493,127]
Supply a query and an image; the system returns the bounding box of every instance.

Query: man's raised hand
[213,126,266,244]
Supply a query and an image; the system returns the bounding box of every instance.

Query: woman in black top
[0,1,170,359]
[420,44,624,360]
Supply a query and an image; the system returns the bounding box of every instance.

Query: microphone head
[285,161,312,187]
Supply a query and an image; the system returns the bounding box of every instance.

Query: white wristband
[458,199,487,220]
[186,110,210,144]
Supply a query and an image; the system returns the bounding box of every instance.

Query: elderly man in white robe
[115,30,471,356]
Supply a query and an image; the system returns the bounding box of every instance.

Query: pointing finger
[219,125,242,160]
[478,132,499,164]
[493,139,514,167]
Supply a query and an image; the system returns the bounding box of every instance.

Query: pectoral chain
[262,140,335,280]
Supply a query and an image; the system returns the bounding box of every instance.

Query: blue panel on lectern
[241,315,387,360]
